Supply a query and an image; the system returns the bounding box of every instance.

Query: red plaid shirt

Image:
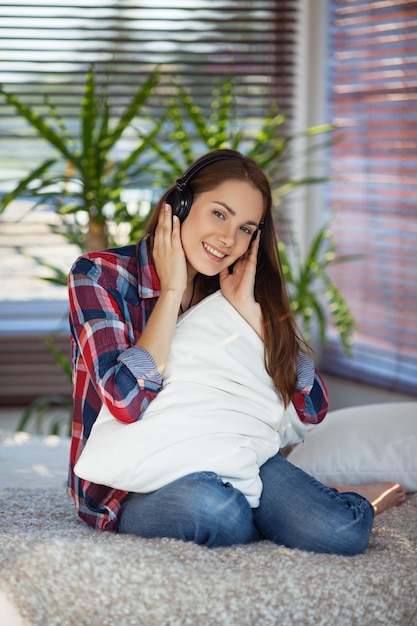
[68,236,328,532]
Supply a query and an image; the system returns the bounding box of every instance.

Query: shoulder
[70,244,137,275]
[69,241,145,290]
[68,237,159,298]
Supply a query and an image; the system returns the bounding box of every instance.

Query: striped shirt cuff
[295,350,315,392]
[117,346,163,387]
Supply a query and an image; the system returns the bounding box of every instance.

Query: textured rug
[0,431,417,625]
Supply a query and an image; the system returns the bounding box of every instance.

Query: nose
[217,222,235,247]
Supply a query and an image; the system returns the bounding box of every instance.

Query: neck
[180,275,197,314]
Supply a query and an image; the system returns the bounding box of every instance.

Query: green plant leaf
[115,113,169,182]
[166,98,197,166]
[304,123,336,136]
[81,67,98,181]
[307,225,332,267]
[44,96,75,152]
[107,69,160,151]
[216,80,234,143]
[0,159,56,212]
[332,253,365,264]
[25,253,68,287]
[309,296,327,343]
[98,91,110,146]
[0,90,80,166]
[277,241,295,284]
[322,274,357,356]
[174,83,210,147]
[48,219,87,250]
[17,394,72,436]
[275,176,333,197]
[148,139,186,180]
[208,79,236,148]
[278,222,359,356]
[247,107,288,166]
[45,335,72,382]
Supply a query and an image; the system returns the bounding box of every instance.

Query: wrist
[159,286,183,305]
[234,301,263,338]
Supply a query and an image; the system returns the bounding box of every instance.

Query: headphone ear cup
[166,188,181,217]
[166,186,193,222]
[167,152,242,222]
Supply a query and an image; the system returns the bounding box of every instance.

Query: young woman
[68,149,405,553]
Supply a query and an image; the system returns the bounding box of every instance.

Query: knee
[330,501,375,556]
[256,492,374,555]
[282,512,373,556]
[306,498,374,556]
[177,473,257,548]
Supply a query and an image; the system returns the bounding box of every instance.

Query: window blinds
[0,1,301,405]
[323,0,417,394]
[0,0,299,189]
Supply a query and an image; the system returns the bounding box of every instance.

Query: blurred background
[0,0,416,433]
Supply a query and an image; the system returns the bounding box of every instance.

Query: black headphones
[166,152,245,223]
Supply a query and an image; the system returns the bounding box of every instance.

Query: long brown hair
[145,149,304,405]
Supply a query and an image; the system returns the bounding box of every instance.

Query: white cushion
[287,402,417,492]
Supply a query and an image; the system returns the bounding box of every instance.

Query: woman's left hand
[219,231,263,337]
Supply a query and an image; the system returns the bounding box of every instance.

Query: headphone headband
[176,152,244,190]
[167,152,245,222]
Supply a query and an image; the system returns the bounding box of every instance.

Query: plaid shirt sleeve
[68,252,162,424]
[68,242,162,532]
[292,351,328,425]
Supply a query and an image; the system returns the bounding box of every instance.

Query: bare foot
[332,482,406,515]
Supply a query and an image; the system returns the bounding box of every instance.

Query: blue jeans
[118,452,374,555]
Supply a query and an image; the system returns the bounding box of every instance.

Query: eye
[240,225,252,236]
[213,210,225,220]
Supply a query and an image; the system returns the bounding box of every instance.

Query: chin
[197,267,221,278]
[190,257,225,277]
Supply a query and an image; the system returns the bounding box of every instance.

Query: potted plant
[0,73,355,433]
[149,78,333,201]
[149,78,356,353]
[278,224,359,356]
[0,65,162,252]
[0,66,162,434]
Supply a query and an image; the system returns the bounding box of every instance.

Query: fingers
[154,203,186,293]
[248,228,261,259]
[172,211,181,241]
[156,202,173,240]
[236,228,260,273]
[154,203,181,248]
[229,230,260,290]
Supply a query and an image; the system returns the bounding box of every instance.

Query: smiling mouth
[203,242,227,260]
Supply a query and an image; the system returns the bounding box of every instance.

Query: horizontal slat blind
[0,0,299,189]
[322,0,417,394]
[0,335,71,406]
[0,1,300,405]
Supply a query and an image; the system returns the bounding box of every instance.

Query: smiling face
[180,179,264,276]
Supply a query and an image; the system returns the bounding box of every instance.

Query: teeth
[203,242,225,259]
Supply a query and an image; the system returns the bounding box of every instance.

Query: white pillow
[287,402,417,493]
[75,291,312,507]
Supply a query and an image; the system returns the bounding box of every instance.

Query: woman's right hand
[136,204,186,374]
[152,203,187,296]
[219,231,263,337]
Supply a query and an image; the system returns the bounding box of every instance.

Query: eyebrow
[214,201,259,228]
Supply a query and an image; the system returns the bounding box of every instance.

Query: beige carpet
[0,431,416,625]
